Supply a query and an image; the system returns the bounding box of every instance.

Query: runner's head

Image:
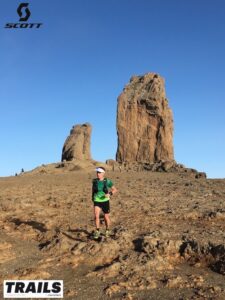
[96,167,105,180]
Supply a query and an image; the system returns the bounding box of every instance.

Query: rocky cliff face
[61,123,92,161]
[116,73,174,163]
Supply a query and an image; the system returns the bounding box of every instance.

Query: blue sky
[0,0,225,178]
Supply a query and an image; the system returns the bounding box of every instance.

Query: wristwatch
[109,191,113,196]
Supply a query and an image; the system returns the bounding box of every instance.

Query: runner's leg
[94,205,101,229]
[104,213,110,229]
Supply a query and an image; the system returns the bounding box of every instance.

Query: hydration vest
[92,178,108,199]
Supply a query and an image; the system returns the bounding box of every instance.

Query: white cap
[95,167,105,173]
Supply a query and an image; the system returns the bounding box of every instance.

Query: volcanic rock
[61,123,92,161]
[116,73,174,163]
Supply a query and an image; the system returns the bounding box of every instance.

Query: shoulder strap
[103,178,108,193]
[92,178,98,193]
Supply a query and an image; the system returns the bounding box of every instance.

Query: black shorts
[94,201,110,214]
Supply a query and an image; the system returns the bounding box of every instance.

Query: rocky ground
[0,166,225,300]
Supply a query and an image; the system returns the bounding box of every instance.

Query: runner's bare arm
[105,185,117,197]
[111,186,117,195]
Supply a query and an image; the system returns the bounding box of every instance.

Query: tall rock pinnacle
[116,73,174,163]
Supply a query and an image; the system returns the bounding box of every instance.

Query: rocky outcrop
[113,160,207,178]
[61,123,92,161]
[116,73,174,163]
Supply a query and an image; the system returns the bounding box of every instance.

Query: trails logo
[5,3,43,29]
[3,280,63,298]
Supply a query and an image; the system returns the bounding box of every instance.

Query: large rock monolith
[116,73,174,163]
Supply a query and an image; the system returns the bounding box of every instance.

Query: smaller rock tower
[61,123,92,161]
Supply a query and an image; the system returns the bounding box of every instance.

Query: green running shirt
[93,178,113,202]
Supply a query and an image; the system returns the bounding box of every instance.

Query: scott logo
[4,2,43,29]
[17,3,31,22]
